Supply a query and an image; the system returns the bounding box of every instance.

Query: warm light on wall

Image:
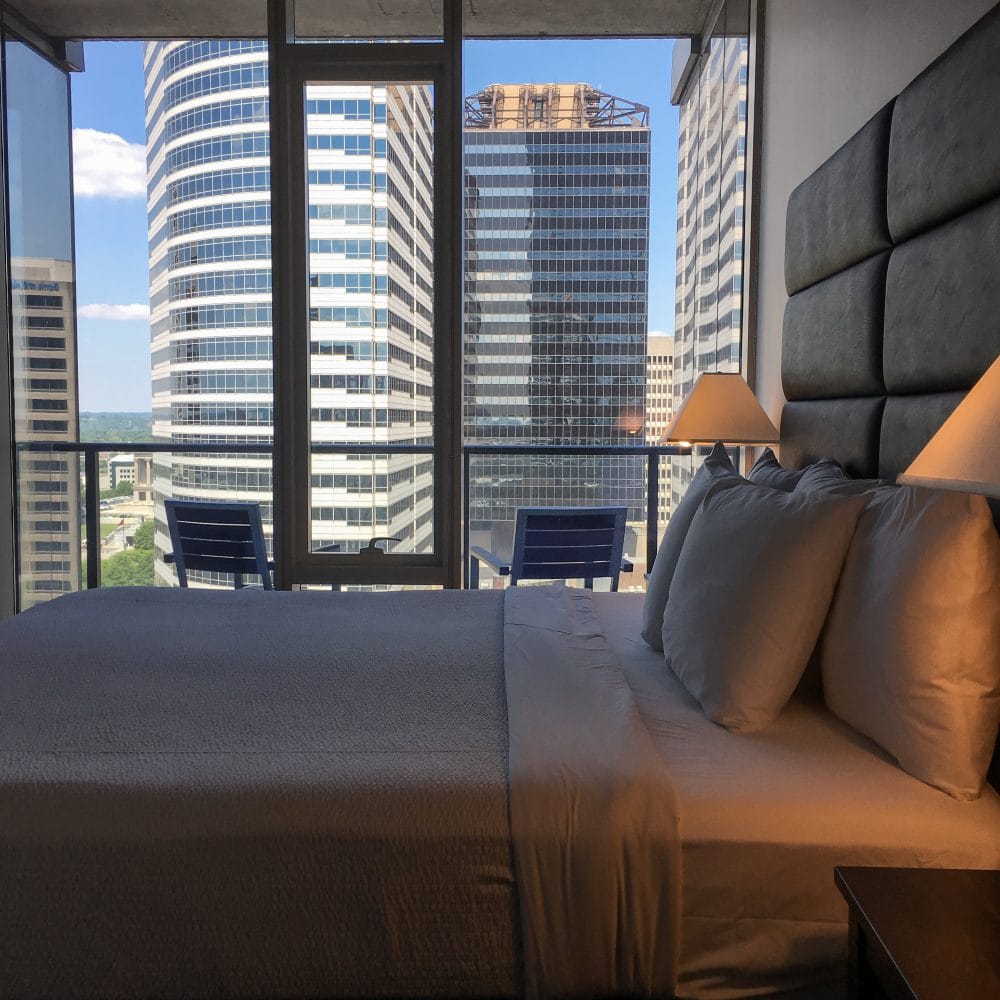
[897,354,1000,498]
[659,372,779,446]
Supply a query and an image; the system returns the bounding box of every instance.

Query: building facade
[464,83,651,557]
[144,42,434,584]
[645,332,674,533]
[671,38,748,505]
[12,257,80,606]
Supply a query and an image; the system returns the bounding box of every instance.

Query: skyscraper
[671,38,748,505]
[645,332,674,532]
[12,257,80,606]
[144,42,434,584]
[464,83,651,556]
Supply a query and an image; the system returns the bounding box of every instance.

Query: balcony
[19,440,689,600]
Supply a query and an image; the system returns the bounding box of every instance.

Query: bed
[3,5,1000,999]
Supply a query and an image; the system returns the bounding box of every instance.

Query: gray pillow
[641,442,740,650]
[662,481,866,732]
[821,487,1000,799]
[746,447,804,491]
[794,459,892,495]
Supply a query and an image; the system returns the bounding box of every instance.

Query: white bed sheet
[591,593,1000,1000]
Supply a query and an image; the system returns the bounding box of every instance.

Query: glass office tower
[464,84,651,557]
[144,42,434,584]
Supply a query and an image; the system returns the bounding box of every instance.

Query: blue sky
[70,39,678,412]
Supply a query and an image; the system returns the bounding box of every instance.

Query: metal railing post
[84,447,100,590]
[646,449,659,571]
[462,448,471,589]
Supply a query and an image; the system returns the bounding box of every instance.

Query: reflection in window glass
[670,33,749,509]
[6,37,81,608]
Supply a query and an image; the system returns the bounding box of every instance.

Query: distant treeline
[79,412,154,443]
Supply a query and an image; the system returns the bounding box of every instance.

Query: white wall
[755,0,997,422]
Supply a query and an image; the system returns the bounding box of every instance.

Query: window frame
[267,0,463,587]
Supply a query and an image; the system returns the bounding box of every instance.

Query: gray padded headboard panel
[780,2,1000,484]
[779,3,1000,791]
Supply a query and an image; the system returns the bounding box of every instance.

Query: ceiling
[7,0,727,41]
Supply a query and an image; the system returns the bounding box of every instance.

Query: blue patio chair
[469,506,633,591]
[164,499,272,590]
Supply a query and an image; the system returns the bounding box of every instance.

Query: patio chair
[469,506,633,591]
[164,499,273,589]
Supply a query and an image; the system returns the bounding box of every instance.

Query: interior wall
[755,0,997,424]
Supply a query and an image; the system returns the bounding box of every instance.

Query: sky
[69,38,679,412]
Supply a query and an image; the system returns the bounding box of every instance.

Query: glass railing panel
[467,452,654,593]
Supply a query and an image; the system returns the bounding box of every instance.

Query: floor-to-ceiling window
[3,32,79,610]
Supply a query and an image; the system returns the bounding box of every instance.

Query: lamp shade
[897,354,1000,497]
[660,372,779,445]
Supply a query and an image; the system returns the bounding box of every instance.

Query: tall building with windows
[12,257,80,606]
[144,42,434,584]
[645,332,674,532]
[464,84,650,553]
[671,37,748,505]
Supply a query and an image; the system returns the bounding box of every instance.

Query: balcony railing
[20,441,690,592]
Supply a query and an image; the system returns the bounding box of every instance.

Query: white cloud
[78,303,150,322]
[72,128,146,199]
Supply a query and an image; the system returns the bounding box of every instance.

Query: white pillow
[662,481,866,732]
[641,443,740,650]
[821,486,1000,799]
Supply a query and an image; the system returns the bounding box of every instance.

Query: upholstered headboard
[778,3,1000,789]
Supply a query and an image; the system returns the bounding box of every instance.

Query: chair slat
[523,527,617,547]
[174,521,258,544]
[521,544,614,564]
[182,554,266,575]
[523,513,619,531]
[172,538,259,559]
[169,506,255,525]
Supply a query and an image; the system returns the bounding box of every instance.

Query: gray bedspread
[0,585,680,999]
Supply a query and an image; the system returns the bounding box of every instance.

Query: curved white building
[143,42,434,585]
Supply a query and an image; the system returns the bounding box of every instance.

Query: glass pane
[468,454,647,592]
[463,73,652,556]
[6,37,81,609]
[145,40,276,589]
[306,82,435,558]
[671,33,748,506]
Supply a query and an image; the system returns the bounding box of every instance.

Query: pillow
[747,447,805,491]
[662,481,866,732]
[820,487,1000,799]
[641,442,740,650]
[794,459,892,495]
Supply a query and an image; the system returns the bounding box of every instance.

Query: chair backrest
[510,506,627,589]
[164,499,272,589]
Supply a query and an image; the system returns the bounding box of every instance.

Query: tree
[99,481,134,500]
[132,519,154,551]
[101,548,154,587]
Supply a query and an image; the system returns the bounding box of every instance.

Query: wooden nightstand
[835,866,1000,999]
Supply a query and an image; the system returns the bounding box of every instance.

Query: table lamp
[896,354,1000,497]
[659,372,779,447]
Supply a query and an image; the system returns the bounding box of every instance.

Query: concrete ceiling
[8,1,725,41]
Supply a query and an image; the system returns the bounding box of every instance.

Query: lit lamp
[660,372,779,447]
[897,354,1000,497]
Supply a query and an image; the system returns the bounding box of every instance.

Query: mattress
[592,592,1000,1000]
[0,585,681,1000]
